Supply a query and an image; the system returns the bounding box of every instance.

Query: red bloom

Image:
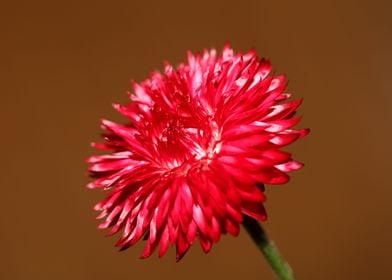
[87,45,309,260]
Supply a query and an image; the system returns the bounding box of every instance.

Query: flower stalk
[243,216,296,280]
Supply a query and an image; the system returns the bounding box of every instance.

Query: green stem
[243,216,296,280]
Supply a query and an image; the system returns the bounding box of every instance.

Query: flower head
[87,45,309,261]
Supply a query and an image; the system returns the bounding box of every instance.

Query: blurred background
[1,0,391,279]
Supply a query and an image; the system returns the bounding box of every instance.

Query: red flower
[87,45,309,261]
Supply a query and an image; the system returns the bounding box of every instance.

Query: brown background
[1,0,391,279]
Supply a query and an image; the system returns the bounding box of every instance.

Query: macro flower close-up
[87,45,309,261]
[4,1,392,280]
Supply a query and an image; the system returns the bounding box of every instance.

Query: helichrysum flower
[87,45,309,261]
